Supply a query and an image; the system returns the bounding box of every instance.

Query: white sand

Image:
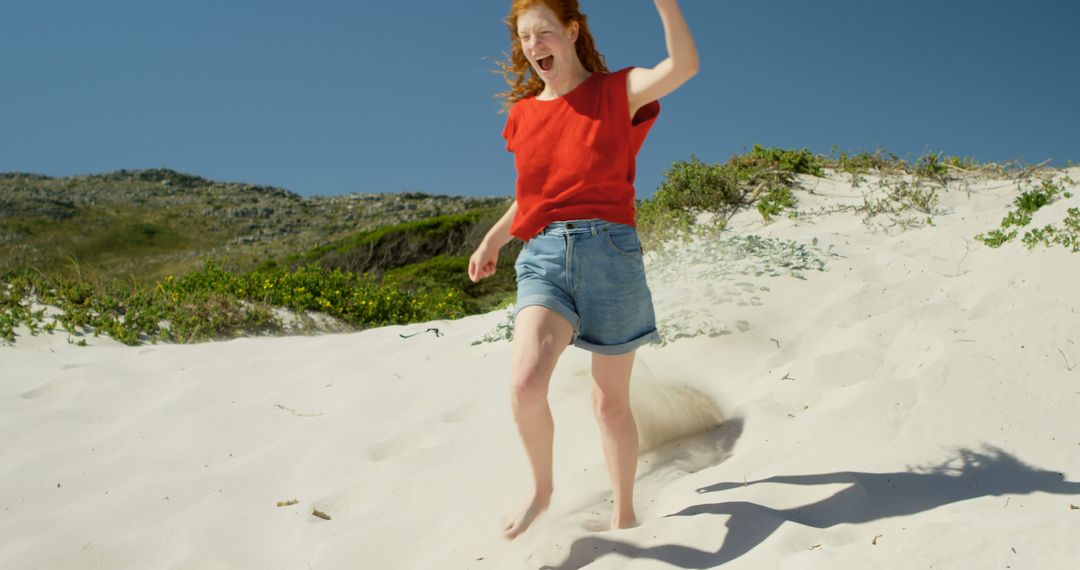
[2,168,1079,569]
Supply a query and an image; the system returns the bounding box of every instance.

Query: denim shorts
[513,218,661,355]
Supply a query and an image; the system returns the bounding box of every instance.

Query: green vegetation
[0,192,518,344]
[756,186,797,222]
[828,146,1007,180]
[915,150,949,179]
[636,144,1010,240]
[3,151,1074,346]
[1020,208,1080,252]
[0,168,515,345]
[0,168,505,280]
[299,209,489,274]
[298,209,519,314]
[859,178,941,219]
[831,147,902,175]
[637,145,821,239]
[1,261,464,345]
[943,155,979,170]
[744,145,824,177]
[976,178,1076,250]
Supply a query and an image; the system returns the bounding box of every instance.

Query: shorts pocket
[605,226,643,257]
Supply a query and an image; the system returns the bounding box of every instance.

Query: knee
[592,389,632,424]
[510,359,554,406]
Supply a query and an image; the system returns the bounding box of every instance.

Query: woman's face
[516,5,579,84]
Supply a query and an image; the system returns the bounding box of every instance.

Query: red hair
[496,0,609,111]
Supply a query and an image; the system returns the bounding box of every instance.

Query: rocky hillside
[0,169,509,280]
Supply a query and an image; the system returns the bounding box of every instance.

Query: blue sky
[2,0,1077,198]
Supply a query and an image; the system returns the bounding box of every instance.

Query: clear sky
[3,0,1077,198]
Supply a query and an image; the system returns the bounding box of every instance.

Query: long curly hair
[496,0,608,111]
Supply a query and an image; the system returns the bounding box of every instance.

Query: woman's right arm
[484,199,518,250]
[468,199,517,282]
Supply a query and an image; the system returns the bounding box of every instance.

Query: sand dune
[2,168,1078,569]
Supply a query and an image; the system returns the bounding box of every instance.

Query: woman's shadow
[541,445,1080,569]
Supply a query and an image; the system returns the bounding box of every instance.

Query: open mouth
[537,55,554,72]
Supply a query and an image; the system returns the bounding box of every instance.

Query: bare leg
[502,305,574,540]
[591,350,639,530]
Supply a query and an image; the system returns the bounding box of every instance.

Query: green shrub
[650,155,745,215]
[299,209,490,274]
[885,181,940,214]
[635,197,696,243]
[746,145,824,176]
[1021,208,1080,252]
[976,229,1016,248]
[1014,179,1064,213]
[829,146,905,174]
[384,254,515,314]
[837,151,882,174]
[977,178,1074,251]
[636,155,742,243]
[638,147,828,240]
[944,155,978,170]
[916,151,948,179]
[756,186,798,222]
[0,260,468,346]
[1000,210,1032,229]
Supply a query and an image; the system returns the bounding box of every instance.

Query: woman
[468,0,699,539]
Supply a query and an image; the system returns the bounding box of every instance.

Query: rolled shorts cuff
[574,328,661,355]
[513,295,581,342]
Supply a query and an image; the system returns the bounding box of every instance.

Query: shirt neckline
[532,72,602,103]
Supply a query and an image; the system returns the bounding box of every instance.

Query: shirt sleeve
[501,105,517,153]
[613,67,660,155]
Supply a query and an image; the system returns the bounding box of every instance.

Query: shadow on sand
[540,445,1080,569]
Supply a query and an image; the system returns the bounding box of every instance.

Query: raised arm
[627,0,700,116]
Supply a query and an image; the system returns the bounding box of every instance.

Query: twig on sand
[770,338,781,349]
[780,373,795,382]
[871,534,883,545]
[747,180,770,203]
[1060,349,1076,372]
[933,239,972,278]
[954,239,972,275]
[400,327,442,339]
[1015,158,1052,180]
[808,544,821,551]
[277,499,299,507]
[275,404,324,417]
[312,508,332,520]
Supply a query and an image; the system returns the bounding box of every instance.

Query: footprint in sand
[20,375,79,400]
[19,384,51,400]
[441,402,477,424]
[367,430,443,462]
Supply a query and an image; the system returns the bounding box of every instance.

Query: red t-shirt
[502,66,660,241]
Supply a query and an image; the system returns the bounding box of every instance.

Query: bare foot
[501,492,551,540]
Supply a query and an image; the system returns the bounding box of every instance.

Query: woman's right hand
[468,240,501,283]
